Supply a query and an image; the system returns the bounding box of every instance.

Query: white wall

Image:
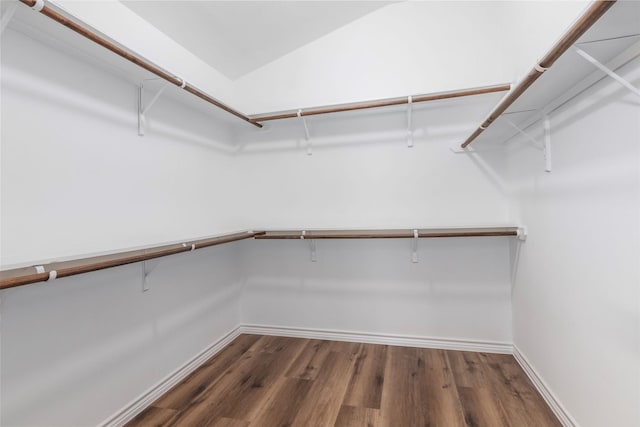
[233,1,588,113]
[1,28,242,268]
[1,243,244,427]
[1,28,247,427]
[234,92,512,229]
[505,59,640,427]
[242,237,513,345]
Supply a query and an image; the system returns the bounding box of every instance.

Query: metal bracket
[1,1,18,35]
[142,259,161,292]
[407,96,414,148]
[505,118,543,150]
[297,110,312,155]
[138,80,168,136]
[411,229,419,263]
[574,47,640,99]
[142,260,151,291]
[543,116,551,173]
[300,230,317,262]
[505,117,552,173]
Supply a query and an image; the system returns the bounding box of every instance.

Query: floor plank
[285,339,333,380]
[334,405,380,427]
[127,406,178,427]
[153,334,262,411]
[127,335,561,427]
[342,343,387,409]
[289,350,357,427]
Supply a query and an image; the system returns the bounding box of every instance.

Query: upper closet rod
[251,84,512,122]
[461,0,616,148]
[19,0,262,129]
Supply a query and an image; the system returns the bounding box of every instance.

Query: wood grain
[127,336,561,427]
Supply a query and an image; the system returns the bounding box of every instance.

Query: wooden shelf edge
[0,231,265,290]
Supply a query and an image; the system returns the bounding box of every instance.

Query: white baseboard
[239,324,513,354]
[100,326,243,427]
[513,345,577,427]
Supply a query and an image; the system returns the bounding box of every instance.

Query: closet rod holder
[461,0,616,148]
[18,0,262,129]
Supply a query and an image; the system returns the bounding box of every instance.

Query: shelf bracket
[505,118,543,150]
[574,47,640,99]
[142,260,151,292]
[411,229,419,263]
[1,1,18,35]
[506,117,551,172]
[138,80,168,136]
[297,110,312,155]
[300,230,317,262]
[543,116,551,173]
[407,96,414,148]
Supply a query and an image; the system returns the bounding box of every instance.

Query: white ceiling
[120,1,393,81]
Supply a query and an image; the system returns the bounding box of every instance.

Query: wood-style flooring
[127,334,560,427]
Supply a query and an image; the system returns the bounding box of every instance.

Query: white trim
[100,326,242,427]
[239,324,512,354]
[513,345,577,427]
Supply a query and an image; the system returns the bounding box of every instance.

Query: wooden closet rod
[18,0,262,129]
[250,84,512,122]
[256,227,520,240]
[0,231,264,290]
[0,227,522,290]
[461,0,616,148]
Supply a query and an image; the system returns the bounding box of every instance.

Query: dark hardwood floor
[127,334,560,427]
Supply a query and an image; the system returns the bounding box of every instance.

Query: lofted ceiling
[120,1,393,80]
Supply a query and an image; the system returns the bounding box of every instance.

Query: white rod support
[142,260,150,292]
[411,229,419,263]
[544,116,552,173]
[297,110,312,155]
[142,84,168,115]
[139,82,168,136]
[31,0,44,12]
[309,239,317,262]
[574,47,640,99]
[505,118,543,149]
[517,226,528,241]
[407,95,413,148]
[138,84,145,136]
[1,1,18,35]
